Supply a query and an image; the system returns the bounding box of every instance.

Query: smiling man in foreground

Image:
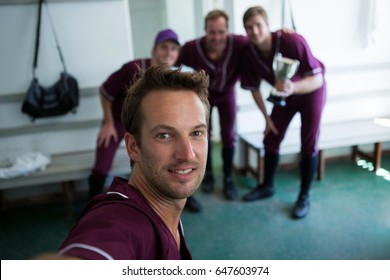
[58,65,210,259]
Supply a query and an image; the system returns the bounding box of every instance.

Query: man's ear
[124,132,139,162]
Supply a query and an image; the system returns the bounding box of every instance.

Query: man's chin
[161,60,175,67]
[177,185,199,198]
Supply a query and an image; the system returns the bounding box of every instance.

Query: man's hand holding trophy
[267,53,300,107]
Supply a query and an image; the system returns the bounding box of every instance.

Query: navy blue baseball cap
[154,29,180,46]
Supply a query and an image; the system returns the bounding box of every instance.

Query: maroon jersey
[59,177,192,260]
[178,34,248,101]
[240,31,325,93]
[100,59,151,120]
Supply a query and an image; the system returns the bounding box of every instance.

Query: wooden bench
[238,117,390,184]
[0,147,130,217]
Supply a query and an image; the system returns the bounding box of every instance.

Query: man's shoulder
[83,178,158,225]
[105,179,157,216]
[59,199,159,260]
[230,33,248,41]
[229,34,249,50]
[83,194,154,227]
[182,37,203,49]
[280,31,307,45]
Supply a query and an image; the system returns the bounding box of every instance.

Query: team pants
[209,94,237,148]
[91,119,125,180]
[264,85,326,157]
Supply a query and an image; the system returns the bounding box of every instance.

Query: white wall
[128,0,166,58]
[166,0,196,44]
[0,0,132,157]
[129,0,197,58]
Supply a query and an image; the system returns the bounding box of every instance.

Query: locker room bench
[238,117,390,184]
[0,147,130,217]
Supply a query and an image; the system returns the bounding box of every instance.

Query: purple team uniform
[241,31,326,156]
[177,34,248,148]
[59,177,192,260]
[92,59,151,180]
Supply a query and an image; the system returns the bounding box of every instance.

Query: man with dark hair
[58,65,210,259]
[177,9,248,211]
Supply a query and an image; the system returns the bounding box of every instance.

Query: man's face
[133,90,208,200]
[244,14,270,45]
[205,17,228,53]
[153,40,180,66]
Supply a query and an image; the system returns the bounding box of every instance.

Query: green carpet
[1,146,389,260]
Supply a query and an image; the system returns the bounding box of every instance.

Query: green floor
[1,146,390,260]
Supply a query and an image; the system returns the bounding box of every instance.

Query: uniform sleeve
[58,204,157,260]
[285,34,324,78]
[100,62,135,102]
[240,48,262,91]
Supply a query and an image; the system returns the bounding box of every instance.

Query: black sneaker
[185,196,202,213]
[201,173,214,193]
[242,185,274,202]
[223,177,238,200]
[292,197,310,219]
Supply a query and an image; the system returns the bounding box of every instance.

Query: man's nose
[167,48,177,56]
[215,33,224,41]
[175,137,195,160]
[252,27,259,35]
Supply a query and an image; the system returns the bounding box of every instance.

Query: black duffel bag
[22,72,79,120]
[22,0,79,121]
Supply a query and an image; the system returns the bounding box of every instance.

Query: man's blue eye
[193,131,204,137]
[158,133,170,139]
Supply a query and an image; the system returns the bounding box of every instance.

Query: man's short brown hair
[243,6,269,27]
[121,65,210,146]
[204,9,229,30]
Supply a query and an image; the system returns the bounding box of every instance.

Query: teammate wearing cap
[88,29,182,198]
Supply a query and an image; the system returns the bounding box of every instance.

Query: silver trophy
[267,53,300,106]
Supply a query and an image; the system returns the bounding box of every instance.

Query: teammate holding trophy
[240,6,326,219]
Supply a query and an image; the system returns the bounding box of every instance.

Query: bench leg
[317,150,324,181]
[373,142,382,171]
[241,139,264,185]
[244,141,250,176]
[352,143,383,172]
[61,181,74,219]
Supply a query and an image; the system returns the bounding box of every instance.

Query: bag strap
[32,0,43,77]
[281,0,296,30]
[32,0,67,78]
[276,0,296,55]
[275,30,281,55]
[44,0,67,72]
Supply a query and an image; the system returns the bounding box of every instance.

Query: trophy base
[267,94,286,107]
